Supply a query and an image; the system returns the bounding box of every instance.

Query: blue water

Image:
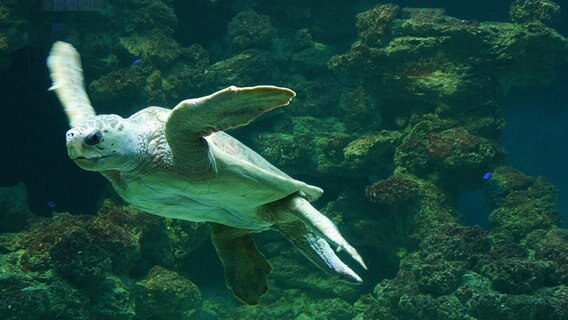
[502,72,568,225]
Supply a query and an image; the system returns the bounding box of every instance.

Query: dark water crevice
[0,47,104,216]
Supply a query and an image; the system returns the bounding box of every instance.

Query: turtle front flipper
[210,223,272,305]
[47,41,96,128]
[273,221,363,284]
[165,86,294,177]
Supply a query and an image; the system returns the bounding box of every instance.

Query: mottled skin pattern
[48,41,366,304]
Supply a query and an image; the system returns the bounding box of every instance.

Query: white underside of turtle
[48,41,366,305]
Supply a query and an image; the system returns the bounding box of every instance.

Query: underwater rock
[356,223,568,320]
[206,49,275,87]
[134,266,201,320]
[0,277,51,320]
[365,174,420,207]
[479,258,556,294]
[330,4,568,108]
[510,0,562,25]
[227,9,276,52]
[0,260,90,319]
[121,0,178,33]
[415,258,468,296]
[524,228,568,284]
[46,0,203,110]
[355,3,400,48]
[283,73,344,117]
[202,283,354,320]
[88,65,148,108]
[465,289,559,320]
[253,116,351,176]
[486,166,560,240]
[50,227,113,284]
[269,252,363,302]
[271,28,315,65]
[0,199,207,319]
[0,183,33,233]
[366,172,460,246]
[393,115,457,175]
[419,225,490,266]
[338,87,380,133]
[90,275,136,320]
[425,128,505,172]
[290,42,335,76]
[119,29,183,67]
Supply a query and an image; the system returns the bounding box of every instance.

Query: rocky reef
[329,0,568,319]
[0,199,206,319]
[0,0,567,319]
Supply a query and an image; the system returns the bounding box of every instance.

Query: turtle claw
[287,196,367,271]
[273,221,364,284]
[339,269,363,284]
[339,245,367,270]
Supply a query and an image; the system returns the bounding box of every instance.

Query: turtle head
[66,115,144,172]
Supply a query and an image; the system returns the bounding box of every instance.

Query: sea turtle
[47,41,366,305]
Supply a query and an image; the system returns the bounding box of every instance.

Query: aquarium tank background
[0,0,567,319]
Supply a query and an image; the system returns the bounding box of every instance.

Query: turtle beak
[67,141,84,160]
[66,128,85,160]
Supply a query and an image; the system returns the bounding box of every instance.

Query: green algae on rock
[0,200,207,319]
[134,266,201,320]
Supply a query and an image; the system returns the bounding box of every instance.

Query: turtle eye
[84,130,103,146]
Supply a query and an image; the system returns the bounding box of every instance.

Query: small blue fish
[131,59,142,66]
[47,200,56,208]
[482,172,493,181]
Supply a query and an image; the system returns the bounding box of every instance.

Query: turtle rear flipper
[210,223,272,305]
[273,221,362,284]
[277,196,367,271]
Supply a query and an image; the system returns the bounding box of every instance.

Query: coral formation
[0,200,206,319]
[134,266,201,319]
[227,9,276,52]
[330,2,567,319]
[510,0,562,24]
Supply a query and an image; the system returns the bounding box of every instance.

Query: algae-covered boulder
[330,3,568,109]
[0,199,207,319]
[227,9,276,52]
[134,266,201,320]
[486,166,561,240]
[510,0,562,24]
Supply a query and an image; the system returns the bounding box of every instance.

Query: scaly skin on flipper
[47,41,96,128]
[47,41,366,305]
[210,224,272,305]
